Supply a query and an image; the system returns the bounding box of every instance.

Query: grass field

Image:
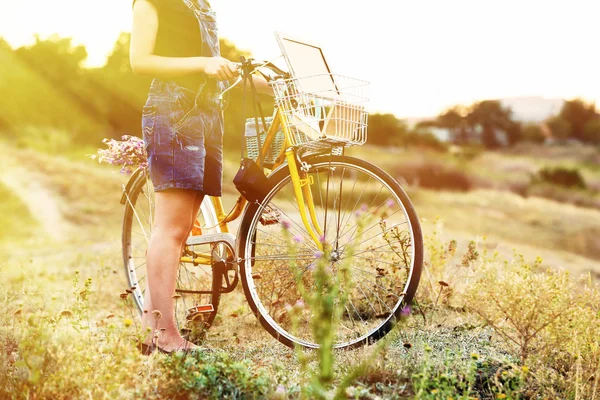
[1,141,599,399]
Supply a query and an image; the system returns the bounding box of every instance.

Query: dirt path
[1,151,72,239]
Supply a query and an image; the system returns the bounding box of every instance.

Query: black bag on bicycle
[233,158,270,203]
[233,57,273,203]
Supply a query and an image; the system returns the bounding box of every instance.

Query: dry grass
[2,142,600,398]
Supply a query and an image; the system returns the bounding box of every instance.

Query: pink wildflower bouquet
[90,135,148,174]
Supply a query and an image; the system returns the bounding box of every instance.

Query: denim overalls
[141,0,226,195]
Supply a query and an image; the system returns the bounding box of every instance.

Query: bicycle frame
[181,101,325,267]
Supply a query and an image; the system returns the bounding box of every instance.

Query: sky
[1,0,599,117]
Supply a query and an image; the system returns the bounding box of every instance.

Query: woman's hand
[202,57,239,81]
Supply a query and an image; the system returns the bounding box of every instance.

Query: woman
[130,0,271,354]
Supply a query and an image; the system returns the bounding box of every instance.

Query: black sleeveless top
[132,0,206,91]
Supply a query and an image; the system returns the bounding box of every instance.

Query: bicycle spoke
[242,157,422,349]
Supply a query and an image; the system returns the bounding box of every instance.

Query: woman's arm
[130,0,237,81]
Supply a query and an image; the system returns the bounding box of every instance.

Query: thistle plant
[281,204,412,399]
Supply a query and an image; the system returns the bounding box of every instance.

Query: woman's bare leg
[140,189,202,351]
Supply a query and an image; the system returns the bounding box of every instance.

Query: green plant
[158,352,272,399]
[411,347,478,399]
[282,211,411,399]
[284,230,355,399]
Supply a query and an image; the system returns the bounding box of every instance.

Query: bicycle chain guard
[211,241,238,294]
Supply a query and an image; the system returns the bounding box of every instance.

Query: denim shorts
[141,79,224,196]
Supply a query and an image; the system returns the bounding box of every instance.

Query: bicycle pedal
[259,206,282,226]
[186,305,215,320]
[186,232,236,249]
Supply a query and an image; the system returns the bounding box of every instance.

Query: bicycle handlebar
[219,58,289,100]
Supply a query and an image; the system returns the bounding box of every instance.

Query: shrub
[521,123,546,143]
[533,166,586,189]
[462,254,600,398]
[525,183,600,210]
[395,161,474,192]
[399,129,449,152]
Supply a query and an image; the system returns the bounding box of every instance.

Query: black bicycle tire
[237,155,423,349]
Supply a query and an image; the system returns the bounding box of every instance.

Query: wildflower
[59,310,74,318]
[386,199,395,208]
[354,203,368,217]
[403,342,412,349]
[119,292,128,299]
[293,235,302,243]
[124,319,133,327]
[93,135,148,174]
[273,384,287,400]
[281,220,291,230]
[439,281,449,287]
[106,313,115,319]
[345,387,356,397]
[172,294,182,300]
[496,394,507,399]
[521,365,529,374]
[470,352,479,360]
[152,310,163,319]
[314,251,324,259]
[400,305,411,317]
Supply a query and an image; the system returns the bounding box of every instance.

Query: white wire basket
[271,74,369,151]
[244,116,285,166]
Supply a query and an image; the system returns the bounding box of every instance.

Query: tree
[0,32,255,149]
[546,116,572,140]
[2,35,105,140]
[94,32,152,141]
[522,123,545,143]
[437,107,471,144]
[583,119,600,144]
[367,114,410,146]
[466,100,517,149]
[558,99,598,141]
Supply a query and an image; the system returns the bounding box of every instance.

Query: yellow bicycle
[121,59,423,349]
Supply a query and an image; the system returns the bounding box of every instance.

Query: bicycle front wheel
[122,169,222,340]
[238,155,423,349]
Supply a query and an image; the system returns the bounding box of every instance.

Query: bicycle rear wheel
[121,169,222,341]
[238,155,423,349]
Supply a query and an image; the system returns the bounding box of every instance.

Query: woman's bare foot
[154,335,198,353]
[141,333,198,353]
